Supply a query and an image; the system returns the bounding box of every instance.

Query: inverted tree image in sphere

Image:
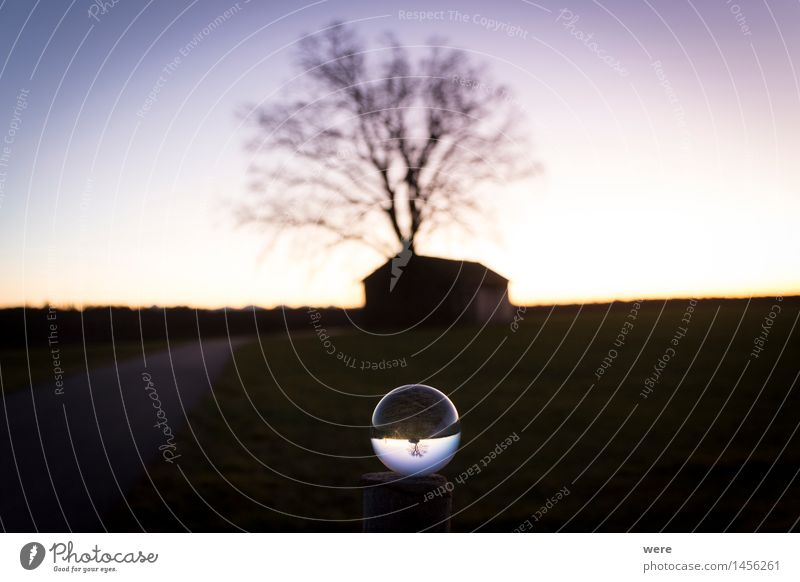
[371,384,460,476]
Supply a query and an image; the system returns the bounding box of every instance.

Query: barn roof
[363,255,509,289]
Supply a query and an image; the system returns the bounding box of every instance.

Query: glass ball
[371,384,460,476]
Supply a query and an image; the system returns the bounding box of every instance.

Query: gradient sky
[0,0,798,308]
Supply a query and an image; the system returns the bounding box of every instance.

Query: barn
[362,255,513,328]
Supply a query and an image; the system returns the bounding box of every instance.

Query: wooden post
[361,471,452,532]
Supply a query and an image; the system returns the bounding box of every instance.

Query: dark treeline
[0,306,360,349]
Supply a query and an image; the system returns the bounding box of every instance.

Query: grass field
[109,298,800,532]
[0,340,171,396]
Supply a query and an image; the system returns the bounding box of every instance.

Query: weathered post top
[361,471,452,532]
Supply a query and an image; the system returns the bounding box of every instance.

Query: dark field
[101,297,800,532]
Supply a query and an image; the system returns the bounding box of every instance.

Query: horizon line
[2,291,793,312]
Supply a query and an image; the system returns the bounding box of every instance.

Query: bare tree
[240,22,538,259]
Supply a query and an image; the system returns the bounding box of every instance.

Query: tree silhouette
[240,22,538,259]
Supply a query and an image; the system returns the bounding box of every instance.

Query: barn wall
[362,260,512,328]
[474,288,514,323]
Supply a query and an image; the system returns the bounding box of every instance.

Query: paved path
[0,338,244,532]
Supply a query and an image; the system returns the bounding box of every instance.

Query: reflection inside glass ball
[371,384,460,476]
[408,438,425,457]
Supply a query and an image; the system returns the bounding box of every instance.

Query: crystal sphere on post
[371,384,460,476]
